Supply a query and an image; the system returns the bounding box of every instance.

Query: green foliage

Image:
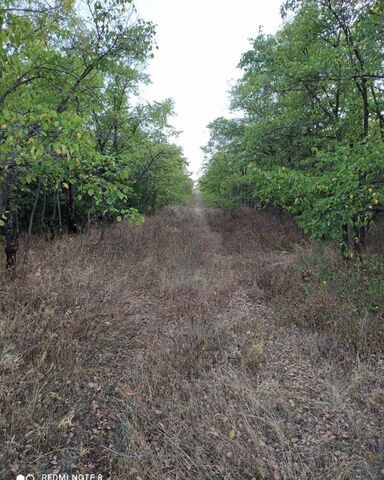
[0,0,192,261]
[200,0,384,253]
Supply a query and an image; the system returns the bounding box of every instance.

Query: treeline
[0,0,193,268]
[200,0,384,258]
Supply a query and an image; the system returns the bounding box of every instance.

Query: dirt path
[2,193,383,479]
[110,193,383,479]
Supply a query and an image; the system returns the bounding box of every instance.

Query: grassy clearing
[208,208,384,355]
[1,196,383,479]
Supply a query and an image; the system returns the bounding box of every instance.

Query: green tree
[0,0,192,268]
[201,0,384,257]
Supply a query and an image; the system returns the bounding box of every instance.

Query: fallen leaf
[121,386,136,397]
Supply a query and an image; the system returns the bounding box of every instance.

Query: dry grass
[1,195,383,479]
[208,207,384,354]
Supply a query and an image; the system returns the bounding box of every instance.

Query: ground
[1,193,383,479]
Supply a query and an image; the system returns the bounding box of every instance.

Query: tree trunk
[353,224,366,260]
[48,196,57,241]
[5,209,18,269]
[41,191,48,240]
[361,79,369,138]
[151,191,157,212]
[67,183,78,234]
[3,167,18,269]
[340,224,350,260]
[57,193,63,234]
[85,211,92,234]
[97,214,108,243]
[22,182,41,265]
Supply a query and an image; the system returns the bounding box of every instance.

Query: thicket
[200,0,384,259]
[0,0,193,268]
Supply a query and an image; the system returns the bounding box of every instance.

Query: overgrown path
[1,193,383,479]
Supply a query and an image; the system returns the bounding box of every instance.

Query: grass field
[1,194,383,479]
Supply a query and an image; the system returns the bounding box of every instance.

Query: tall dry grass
[1,197,383,479]
[208,207,384,355]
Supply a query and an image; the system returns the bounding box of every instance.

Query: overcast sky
[134,0,283,178]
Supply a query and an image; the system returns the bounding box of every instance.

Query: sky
[134,0,283,179]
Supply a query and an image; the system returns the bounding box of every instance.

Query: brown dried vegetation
[1,195,383,479]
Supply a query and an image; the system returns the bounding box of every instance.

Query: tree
[0,0,192,268]
[201,0,384,257]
